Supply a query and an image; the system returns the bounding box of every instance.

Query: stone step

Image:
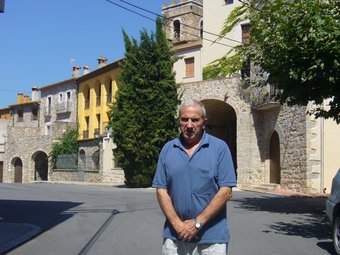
[251,183,280,191]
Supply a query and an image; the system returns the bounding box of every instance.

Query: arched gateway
[202,99,237,172]
[33,151,48,181]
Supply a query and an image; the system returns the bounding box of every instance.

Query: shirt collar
[174,131,209,149]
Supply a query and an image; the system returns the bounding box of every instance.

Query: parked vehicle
[326,169,340,255]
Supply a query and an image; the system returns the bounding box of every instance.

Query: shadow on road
[0,199,83,231]
[232,194,331,239]
[232,193,336,254]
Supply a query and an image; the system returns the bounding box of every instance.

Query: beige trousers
[162,238,228,255]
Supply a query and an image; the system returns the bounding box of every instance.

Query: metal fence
[55,153,100,171]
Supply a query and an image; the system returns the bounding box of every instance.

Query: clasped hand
[176,219,199,242]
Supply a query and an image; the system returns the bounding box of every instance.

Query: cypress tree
[109,18,179,187]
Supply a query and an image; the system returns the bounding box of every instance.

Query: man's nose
[187,119,194,128]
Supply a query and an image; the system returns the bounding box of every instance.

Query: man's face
[179,105,207,145]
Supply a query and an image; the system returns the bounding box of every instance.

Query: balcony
[56,101,71,114]
[93,128,100,138]
[83,130,89,139]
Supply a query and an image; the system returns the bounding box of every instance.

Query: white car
[326,169,340,255]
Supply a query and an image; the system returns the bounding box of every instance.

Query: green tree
[109,18,179,188]
[49,128,79,168]
[204,0,340,122]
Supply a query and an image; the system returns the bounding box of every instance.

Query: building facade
[3,79,77,183]
[76,57,124,184]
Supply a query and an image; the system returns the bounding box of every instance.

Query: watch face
[195,222,201,229]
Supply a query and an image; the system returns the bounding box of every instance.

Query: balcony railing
[93,128,100,138]
[83,130,89,139]
[56,101,71,114]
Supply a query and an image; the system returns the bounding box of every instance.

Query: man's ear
[203,118,208,128]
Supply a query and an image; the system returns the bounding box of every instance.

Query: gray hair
[178,99,207,119]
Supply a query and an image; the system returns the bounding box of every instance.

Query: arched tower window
[173,20,180,41]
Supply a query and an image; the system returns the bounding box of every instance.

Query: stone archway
[33,151,48,181]
[201,99,237,171]
[12,158,23,183]
[270,131,281,184]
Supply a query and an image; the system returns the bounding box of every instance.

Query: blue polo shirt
[152,132,236,244]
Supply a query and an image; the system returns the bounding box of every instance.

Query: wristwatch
[194,219,201,230]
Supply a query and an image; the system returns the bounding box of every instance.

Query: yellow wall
[0,109,11,119]
[78,66,120,140]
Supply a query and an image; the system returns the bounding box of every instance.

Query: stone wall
[3,126,52,182]
[178,78,311,193]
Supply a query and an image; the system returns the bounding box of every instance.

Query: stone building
[3,78,77,183]
[163,0,340,194]
[0,107,11,182]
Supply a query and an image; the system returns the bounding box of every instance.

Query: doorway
[13,158,23,183]
[270,131,281,184]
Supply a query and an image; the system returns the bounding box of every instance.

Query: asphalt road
[0,183,335,255]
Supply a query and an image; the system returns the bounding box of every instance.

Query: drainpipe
[321,117,324,193]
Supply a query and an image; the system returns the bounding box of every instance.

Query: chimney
[31,86,40,101]
[24,95,30,103]
[17,92,24,104]
[83,65,90,75]
[97,56,108,68]
[72,65,81,78]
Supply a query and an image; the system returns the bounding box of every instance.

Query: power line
[104,0,242,46]
[116,0,242,44]
[104,0,155,22]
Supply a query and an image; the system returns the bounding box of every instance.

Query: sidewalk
[0,223,41,255]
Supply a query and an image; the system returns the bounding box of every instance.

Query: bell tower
[162,0,203,46]
[162,0,203,83]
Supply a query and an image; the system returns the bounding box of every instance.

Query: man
[152,99,236,255]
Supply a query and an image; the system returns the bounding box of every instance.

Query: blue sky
[0,0,163,108]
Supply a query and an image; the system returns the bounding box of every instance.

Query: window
[96,85,101,106]
[58,93,63,103]
[66,91,72,112]
[31,107,38,120]
[66,91,71,101]
[185,57,195,77]
[45,124,51,135]
[173,20,180,41]
[46,96,52,116]
[225,0,233,4]
[107,80,113,104]
[84,88,90,109]
[17,110,23,122]
[241,24,251,45]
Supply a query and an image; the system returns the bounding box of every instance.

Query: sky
[0,0,164,108]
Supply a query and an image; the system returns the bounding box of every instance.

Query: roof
[39,78,76,91]
[9,101,40,108]
[76,59,123,83]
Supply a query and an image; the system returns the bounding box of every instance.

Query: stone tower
[162,0,203,45]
